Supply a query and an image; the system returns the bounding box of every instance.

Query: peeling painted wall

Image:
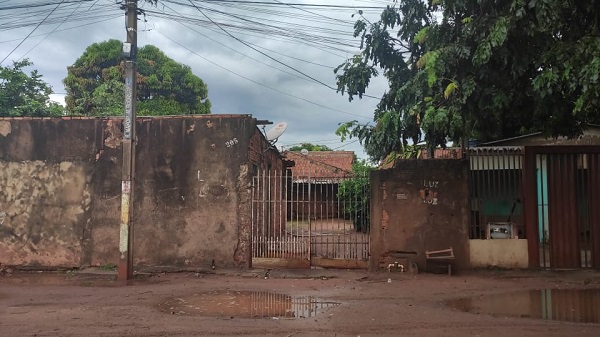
[0,161,90,267]
[469,239,529,269]
[0,116,281,269]
[370,160,471,271]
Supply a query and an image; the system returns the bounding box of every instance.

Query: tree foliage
[335,0,600,161]
[63,40,211,116]
[287,143,333,151]
[0,59,64,117]
[338,159,372,232]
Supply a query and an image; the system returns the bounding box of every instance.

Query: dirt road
[1,268,599,336]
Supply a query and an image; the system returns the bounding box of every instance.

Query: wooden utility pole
[119,0,138,281]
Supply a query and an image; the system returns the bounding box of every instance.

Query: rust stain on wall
[381,210,389,230]
[103,119,121,149]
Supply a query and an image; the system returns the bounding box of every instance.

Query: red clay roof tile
[283,151,354,178]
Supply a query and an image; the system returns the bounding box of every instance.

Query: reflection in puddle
[447,288,600,323]
[159,290,340,319]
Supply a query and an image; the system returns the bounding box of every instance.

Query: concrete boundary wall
[0,116,281,269]
[469,239,529,269]
[370,160,471,271]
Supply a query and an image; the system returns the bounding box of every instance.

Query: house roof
[379,148,464,168]
[283,151,354,178]
[477,124,600,146]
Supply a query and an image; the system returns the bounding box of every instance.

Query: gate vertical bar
[308,170,311,261]
[261,169,266,257]
[551,154,580,268]
[522,147,540,269]
[548,154,562,267]
[577,154,590,267]
[251,174,255,260]
[590,153,600,269]
[539,154,549,268]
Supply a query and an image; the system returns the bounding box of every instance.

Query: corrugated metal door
[546,153,581,268]
[524,146,600,270]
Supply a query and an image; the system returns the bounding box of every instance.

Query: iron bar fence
[251,169,370,262]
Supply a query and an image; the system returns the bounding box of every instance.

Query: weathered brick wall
[370,160,471,271]
[247,129,287,248]
[0,115,280,269]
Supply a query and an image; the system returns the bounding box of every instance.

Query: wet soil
[447,288,600,323]
[1,268,600,336]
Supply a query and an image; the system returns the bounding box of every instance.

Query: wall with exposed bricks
[370,160,471,271]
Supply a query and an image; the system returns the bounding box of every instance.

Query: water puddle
[447,288,600,323]
[159,290,340,319]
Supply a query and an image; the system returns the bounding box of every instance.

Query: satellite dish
[300,149,309,155]
[265,122,287,142]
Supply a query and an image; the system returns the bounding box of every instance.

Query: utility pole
[119,0,138,281]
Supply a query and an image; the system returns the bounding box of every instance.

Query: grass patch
[286,220,310,232]
[98,263,118,271]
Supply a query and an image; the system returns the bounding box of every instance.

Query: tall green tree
[63,40,211,116]
[287,143,333,151]
[0,59,64,117]
[335,0,600,161]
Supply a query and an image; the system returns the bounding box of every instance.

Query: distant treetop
[287,143,333,152]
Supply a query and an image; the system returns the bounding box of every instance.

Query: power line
[154,28,370,120]
[18,0,84,60]
[191,0,387,10]
[331,139,359,150]
[0,16,121,44]
[1,0,383,119]
[183,0,381,100]
[159,2,321,83]
[157,1,360,53]
[272,0,349,24]
[146,8,356,57]
[0,0,64,65]
[185,0,337,87]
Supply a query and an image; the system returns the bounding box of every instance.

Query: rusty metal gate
[469,146,600,270]
[469,147,525,240]
[523,146,600,269]
[251,169,370,269]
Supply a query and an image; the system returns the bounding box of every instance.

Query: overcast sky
[0,0,391,159]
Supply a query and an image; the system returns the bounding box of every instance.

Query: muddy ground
[1,267,599,337]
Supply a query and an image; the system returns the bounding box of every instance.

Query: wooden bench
[425,248,455,275]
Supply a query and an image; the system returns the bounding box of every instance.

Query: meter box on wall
[487,222,515,239]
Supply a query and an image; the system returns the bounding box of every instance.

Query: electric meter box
[122,42,132,58]
[487,222,515,239]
